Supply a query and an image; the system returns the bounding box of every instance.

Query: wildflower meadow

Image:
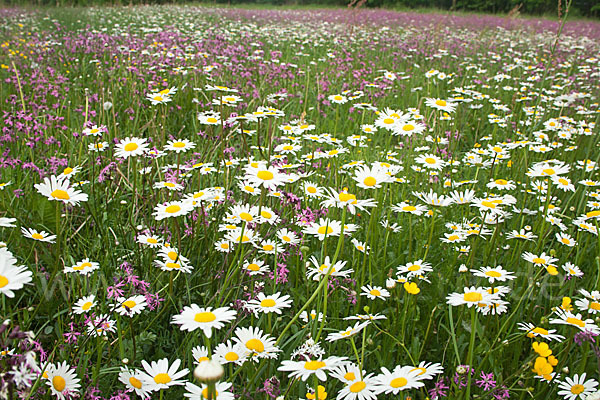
[1,4,600,400]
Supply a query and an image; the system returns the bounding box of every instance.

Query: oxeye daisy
[277,228,300,246]
[45,361,81,400]
[164,138,195,153]
[306,256,352,281]
[372,365,424,395]
[247,292,293,315]
[213,341,248,366]
[114,295,147,317]
[563,262,583,278]
[471,265,515,283]
[353,165,393,189]
[300,309,324,323]
[83,125,105,137]
[184,381,235,400]
[277,356,347,381]
[557,373,598,400]
[114,137,149,159]
[153,200,193,220]
[88,141,109,152]
[64,259,99,276]
[34,175,89,206]
[302,218,342,241]
[137,234,163,248]
[550,310,600,334]
[555,232,577,247]
[191,345,210,364]
[72,295,96,315]
[397,259,432,277]
[360,285,390,300]
[59,165,82,179]
[409,361,444,381]
[244,165,285,190]
[326,321,370,342]
[233,326,280,361]
[118,367,153,399]
[425,98,457,113]
[21,227,56,243]
[517,322,565,341]
[0,248,32,298]
[242,259,269,276]
[351,238,370,254]
[139,358,189,391]
[0,217,16,228]
[171,305,236,338]
[446,286,498,308]
[153,181,184,191]
[522,251,558,268]
[391,201,428,215]
[146,92,172,105]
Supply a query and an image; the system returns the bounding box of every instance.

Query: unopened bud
[194,359,224,382]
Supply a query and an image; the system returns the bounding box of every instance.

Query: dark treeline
[2,0,599,18]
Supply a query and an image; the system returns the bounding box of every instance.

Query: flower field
[1,5,600,400]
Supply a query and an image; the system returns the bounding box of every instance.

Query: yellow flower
[306,385,327,400]
[532,342,552,357]
[404,282,420,295]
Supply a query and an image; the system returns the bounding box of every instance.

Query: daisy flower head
[397,259,432,278]
[147,92,172,105]
[139,358,189,391]
[171,305,236,338]
[360,285,390,300]
[72,295,96,315]
[522,252,558,268]
[114,295,148,317]
[247,292,293,315]
[64,258,99,276]
[137,234,163,248]
[517,322,565,342]
[425,98,457,113]
[184,381,235,400]
[373,365,424,395]
[213,341,248,366]
[471,265,515,283]
[0,248,32,298]
[409,361,443,381]
[34,175,89,206]
[302,218,342,241]
[303,181,324,198]
[277,355,347,381]
[557,373,598,400]
[82,125,105,137]
[45,361,81,400]
[550,310,600,334]
[0,217,16,228]
[326,321,370,342]
[306,256,352,281]
[244,164,285,190]
[165,138,196,153]
[153,200,193,221]
[353,164,394,189]
[233,326,281,361]
[391,201,428,216]
[119,367,153,399]
[446,286,498,308]
[242,259,269,276]
[21,227,56,243]
[114,137,149,159]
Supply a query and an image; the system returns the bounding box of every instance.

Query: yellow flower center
[63,167,73,175]
[225,352,239,361]
[173,142,185,148]
[282,236,291,242]
[0,275,8,288]
[52,376,66,392]
[334,95,342,101]
[390,377,408,388]
[586,210,600,218]
[485,271,502,278]
[194,312,216,323]
[260,299,276,308]
[165,205,181,214]
[307,186,317,194]
[532,327,549,335]
[51,189,70,200]
[349,381,366,393]
[424,157,436,164]
[122,300,136,309]
[82,301,93,311]
[304,360,326,370]
[129,376,142,389]
[542,168,555,175]
[153,373,171,384]
[257,171,274,180]
[247,263,260,271]
[344,372,356,381]
[532,257,546,265]
[447,234,460,241]
[407,265,420,272]
[165,262,181,269]
[435,100,447,107]
[571,384,585,395]
[124,143,138,152]
[262,244,273,250]
[31,233,44,240]
[283,145,294,151]
[73,262,92,271]
[317,226,334,235]
[566,317,585,328]
[261,211,272,219]
[383,118,395,125]
[244,186,255,192]
[370,289,381,296]
[146,238,158,244]
[464,292,483,302]
[202,388,219,399]
[245,338,264,353]
[207,117,218,123]
[239,212,253,222]
[363,177,377,187]
[590,302,600,311]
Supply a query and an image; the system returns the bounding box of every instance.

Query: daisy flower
[118,367,153,399]
[302,181,324,198]
[213,341,248,366]
[326,321,370,342]
[165,139,196,153]
[391,201,428,215]
[353,165,394,189]
[242,259,270,276]
[247,292,293,315]
[550,310,600,334]
[21,227,56,243]
[153,200,193,221]
[277,356,347,381]
[0,217,16,228]
[114,137,149,159]
[360,285,390,300]
[556,232,577,247]
[522,252,558,268]
[45,361,81,400]
[425,98,457,113]
[146,92,172,105]
[277,228,301,246]
[557,373,598,400]
[72,295,96,315]
[34,175,89,206]
[171,305,236,338]
[191,345,209,364]
[516,322,565,342]
[64,259,99,276]
[184,381,235,400]
[114,295,148,317]
[137,234,163,248]
[302,218,342,241]
[306,256,352,281]
[244,165,285,190]
[409,361,443,381]
[138,358,189,391]
[471,266,515,283]
[233,326,281,361]
[300,310,324,323]
[0,248,32,298]
[372,365,424,395]
[506,229,537,241]
[446,286,498,308]
[397,260,432,277]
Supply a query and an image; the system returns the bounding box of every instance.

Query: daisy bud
[194,359,224,383]
[562,366,569,374]
[300,246,310,254]
[459,264,468,273]
[363,306,370,313]
[386,278,396,289]
[122,358,129,364]
[103,101,113,111]
[120,200,127,205]
[136,225,143,230]
[549,249,557,256]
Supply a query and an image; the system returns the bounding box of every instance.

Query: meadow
[0,4,600,400]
